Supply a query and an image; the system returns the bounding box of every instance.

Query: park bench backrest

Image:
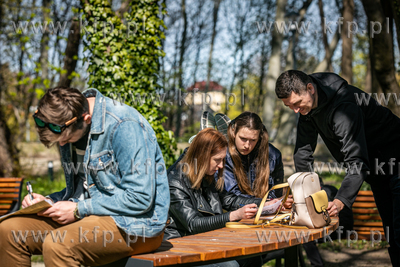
[0,178,24,215]
[353,190,385,241]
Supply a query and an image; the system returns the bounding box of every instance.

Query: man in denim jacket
[0,87,169,266]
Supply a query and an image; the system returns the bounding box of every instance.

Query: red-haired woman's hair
[181,128,228,190]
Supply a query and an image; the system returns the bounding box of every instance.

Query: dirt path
[319,247,392,267]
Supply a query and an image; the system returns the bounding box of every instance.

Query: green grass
[319,172,371,191]
[317,239,389,251]
[31,255,44,262]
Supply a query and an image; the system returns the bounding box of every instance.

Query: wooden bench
[353,190,385,241]
[0,178,24,216]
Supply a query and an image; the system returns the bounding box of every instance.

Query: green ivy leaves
[81,0,177,167]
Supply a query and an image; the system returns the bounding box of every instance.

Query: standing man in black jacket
[275,70,400,266]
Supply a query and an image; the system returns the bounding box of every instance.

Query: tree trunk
[314,29,341,72]
[362,0,400,115]
[190,2,205,127]
[318,0,333,72]
[175,0,188,138]
[275,0,313,144]
[262,0,287,130]
[364,54,372,93]
[275,35,297,145]
[205,0,221,94]
[59,18,81,87]
[257,41,267,114]
[390,0,400,56]
[39,0,51,85]
[0,66,20,177]
[341,0,354,84]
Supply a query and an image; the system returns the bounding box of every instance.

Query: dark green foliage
[80,0,177,167]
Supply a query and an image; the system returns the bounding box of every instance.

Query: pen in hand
[27,181,34,201]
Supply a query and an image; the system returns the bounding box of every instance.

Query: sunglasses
[33,110,82,134]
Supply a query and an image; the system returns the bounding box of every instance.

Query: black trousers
[369,175,400,267]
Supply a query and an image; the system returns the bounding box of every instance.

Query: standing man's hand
[283,195,293,209]
[38,201,78,224]
[327,199,344,217]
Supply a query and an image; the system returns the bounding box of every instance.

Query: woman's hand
[229,203,258,221]
[266,198,279,204]
[21,193,46,208]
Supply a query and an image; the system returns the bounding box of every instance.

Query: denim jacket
[48,89,170,238]
[223,143,284,199]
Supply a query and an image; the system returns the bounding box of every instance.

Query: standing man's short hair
[275,70,312,98]
[35,87,89,147]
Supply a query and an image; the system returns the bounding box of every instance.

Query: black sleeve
[331,104,369,208]
[219,191,262,211]
[168,180,231,235]
[271,151,284,197]
[294,116,319,172]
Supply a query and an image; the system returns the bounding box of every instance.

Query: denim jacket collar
[82,88,106,134]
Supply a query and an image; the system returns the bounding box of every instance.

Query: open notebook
[0,199,53,223]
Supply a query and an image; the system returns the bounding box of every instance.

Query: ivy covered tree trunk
[80,0,177,167]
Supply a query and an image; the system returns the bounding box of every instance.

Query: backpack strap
[225,183,308,229]
[253,183,290,225]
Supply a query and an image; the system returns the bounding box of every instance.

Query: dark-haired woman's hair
[227,112,270,198]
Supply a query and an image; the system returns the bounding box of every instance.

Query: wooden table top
[131,217,339,266]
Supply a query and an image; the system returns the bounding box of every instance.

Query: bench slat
[353,215,382,220]
[0,205,12,210]
[0,178,23,183]
[0,183,22,188]
[0,194,19,198]
[352,208,380,214]
[354,196,375,202]
[354,226,385,231]
[352,202,377,208]
[354,221,383,227]
[0,188,21,193]
[356,230,385,235]
[357,191,374,196]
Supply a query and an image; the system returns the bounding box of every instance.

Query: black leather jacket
[164,151,262,240]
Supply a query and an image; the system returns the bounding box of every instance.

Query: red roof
[186,81,224,92]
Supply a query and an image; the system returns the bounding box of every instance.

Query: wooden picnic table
[105,217,339,267]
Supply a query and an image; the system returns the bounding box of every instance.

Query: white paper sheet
[261,198,283,215]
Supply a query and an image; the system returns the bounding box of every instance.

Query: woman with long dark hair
[224,112,284,199]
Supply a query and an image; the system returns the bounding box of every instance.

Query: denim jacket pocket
[87,152,120,192]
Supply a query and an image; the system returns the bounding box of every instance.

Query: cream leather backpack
[288,172,331,228]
